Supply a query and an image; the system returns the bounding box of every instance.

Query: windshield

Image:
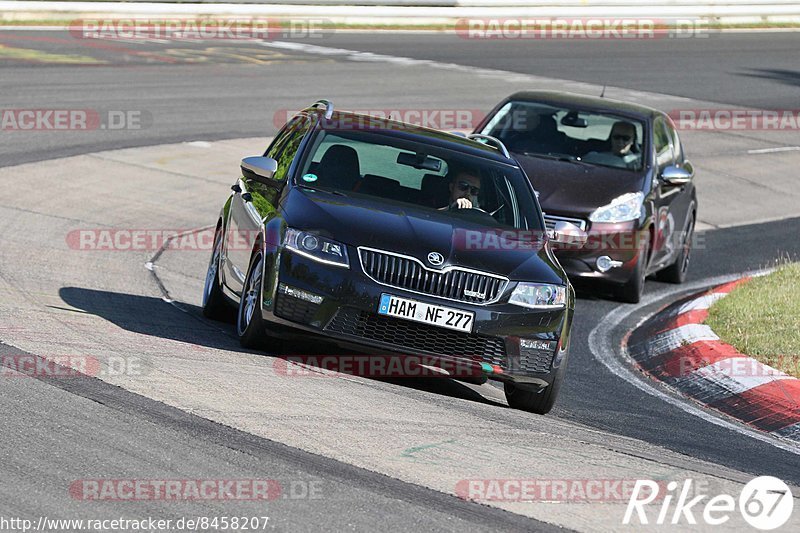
[481,101,646,171]
[296,129,544,231]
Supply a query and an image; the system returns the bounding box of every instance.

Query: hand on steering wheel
[449,198,487,213]
[449,198,473,210]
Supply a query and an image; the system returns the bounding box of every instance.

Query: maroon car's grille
[358,248,508,305]
[325,307,507,364]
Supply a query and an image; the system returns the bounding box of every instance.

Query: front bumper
[258,247,572,386]
[552,221,646,285]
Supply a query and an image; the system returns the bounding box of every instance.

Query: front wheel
[504,368,564,415]
[504,354,567,415]
[616,237,650,304]
[658,214,694,284]
[237,251,267,348]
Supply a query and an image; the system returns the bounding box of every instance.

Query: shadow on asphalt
[739,67,800,88]
[58,286,506,408]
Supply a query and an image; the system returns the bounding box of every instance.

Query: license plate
[377,293,474,333]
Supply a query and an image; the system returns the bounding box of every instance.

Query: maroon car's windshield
[481,101,646,171]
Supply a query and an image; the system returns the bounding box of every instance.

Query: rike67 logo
[624,476,793,529]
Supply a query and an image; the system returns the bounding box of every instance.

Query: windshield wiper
[522,152,593,168]
[297,184,349,197]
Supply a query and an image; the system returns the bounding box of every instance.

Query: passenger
[583,121,641,169]
[502,106,565,154]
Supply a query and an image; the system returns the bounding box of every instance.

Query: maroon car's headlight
[588,192,643,223]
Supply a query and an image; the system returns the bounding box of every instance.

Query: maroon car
[475,91,697,303]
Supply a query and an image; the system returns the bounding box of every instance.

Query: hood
[282,187,565,284]
[516,154,648,218]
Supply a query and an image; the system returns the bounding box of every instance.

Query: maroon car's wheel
[658,214,695,284]
[616,237,650,304]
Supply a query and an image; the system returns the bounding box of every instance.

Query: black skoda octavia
[202,100,587,414]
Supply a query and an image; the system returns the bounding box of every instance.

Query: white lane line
[589,269,800,456]
[747,146,800,154]
[259,40,694,100]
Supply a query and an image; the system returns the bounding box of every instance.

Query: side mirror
[549,221,588,248]
[660,165,693,186]
[241,156,280,185]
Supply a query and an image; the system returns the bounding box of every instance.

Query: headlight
[588,192,643,223]
[509,283,566,309]
[285,228,349,268]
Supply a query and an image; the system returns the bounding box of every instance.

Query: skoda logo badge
[427,252,444,266]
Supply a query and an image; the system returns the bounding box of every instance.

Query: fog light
[278,283,323,304]
[519,339,558,374]
[520,339,557,351]
[596,255,623,273]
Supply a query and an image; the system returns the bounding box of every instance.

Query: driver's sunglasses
[457,181,481,195]
[612,134,633,142]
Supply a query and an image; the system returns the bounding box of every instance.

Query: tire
[658,214,694,284]
[504,365,565,415]
[616,237,650,304]
[202,224,230,320]
[237,251,267,348]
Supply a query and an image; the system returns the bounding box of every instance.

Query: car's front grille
[519,347,555,374]
[544,215,587,231]
[325,307,507,366]
[358,247,508,305]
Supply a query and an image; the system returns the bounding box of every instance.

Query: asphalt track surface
[1,30,800,531]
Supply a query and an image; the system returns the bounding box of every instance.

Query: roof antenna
[600,85,606,98]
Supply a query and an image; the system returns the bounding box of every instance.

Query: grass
[706,263,800,377]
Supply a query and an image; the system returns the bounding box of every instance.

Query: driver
[444,168,481,210]
[583,121,641,169]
